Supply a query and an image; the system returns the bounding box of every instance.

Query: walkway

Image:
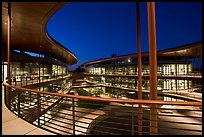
[72,80,202,102]
[2,85,55,135]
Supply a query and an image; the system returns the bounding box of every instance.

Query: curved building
[2,2,77,82]
[2,2,78,135]
[82,41,202,101]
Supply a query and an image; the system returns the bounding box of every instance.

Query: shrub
[77,88,109,108]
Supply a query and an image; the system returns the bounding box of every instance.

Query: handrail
[2,80,202,135]
[2,81,202,106]
[73,79,202,102]
[83,73,202,79]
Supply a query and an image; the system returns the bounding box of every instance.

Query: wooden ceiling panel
[2,2,77,65]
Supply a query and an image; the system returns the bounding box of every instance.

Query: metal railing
[9,74,71,87]
[85,71,202,77]
[76,79,202,102]
[2,80,202,135]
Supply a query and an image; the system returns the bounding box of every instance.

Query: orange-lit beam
[147,2,158,135]
[136,2,143,135]
[7,2,11,109]
[7,2,11,85]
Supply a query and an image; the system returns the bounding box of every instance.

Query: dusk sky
[46,2,202,67]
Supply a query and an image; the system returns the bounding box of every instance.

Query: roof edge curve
[41,2,78,65]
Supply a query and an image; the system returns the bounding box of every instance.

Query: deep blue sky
[46,2,202,67]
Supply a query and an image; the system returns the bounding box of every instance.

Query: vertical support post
[29,62,31,84]
[57,65,58,78]
[198,57,201,77]
[23,63,24,85]
[7,2,11,110]
[136,2,143,135]
[2,54,4,82]
[186,56,188,76]
[62,66,63,78]
[131,104,134,135]
[37,93,41,127]
[17,90,21,117]
[147,2,158,135]
[4,85,7,107]
[26,72,27,85]
[20,75,22,87]
[7,2,11,85]
[43,63,44,81]
[32,75,33,84]
[175,55,178,93]
[39,54,41,83]
[37,52,41,127]
[53,65,55,79]
[72,98,75,135]
[15,68,17,86]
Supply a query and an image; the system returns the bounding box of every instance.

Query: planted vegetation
[77,88,110,108]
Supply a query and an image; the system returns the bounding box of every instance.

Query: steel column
[147,2,158,134]
[136,2,143,135]
[7,2,11,110]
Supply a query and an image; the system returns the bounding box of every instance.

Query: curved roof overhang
[158,41,202,57]
[82,41,202,67]
[2,2,77,66]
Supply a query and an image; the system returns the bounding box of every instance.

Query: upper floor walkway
[2,85,55,135]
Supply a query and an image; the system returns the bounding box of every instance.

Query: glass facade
[84,54,201,100]
[4,61,68,83]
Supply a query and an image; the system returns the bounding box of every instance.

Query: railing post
[72,98,75,135]
[131,104,134,135]
[15,78,17,86]
[17,90,21,117]
[4,85,8,108]
[32,75,33,84]
[37,93,41,127]
[61,67,63,78]
[21,76,22,87]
